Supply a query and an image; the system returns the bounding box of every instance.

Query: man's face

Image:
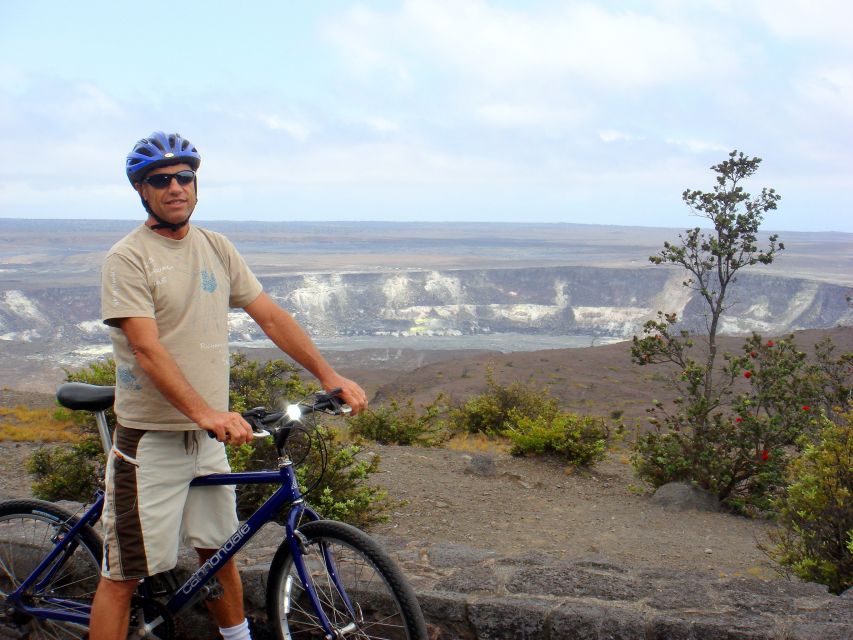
[136,162,197,224]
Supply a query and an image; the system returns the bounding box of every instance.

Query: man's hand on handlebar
[322,374,368,415]
[197,409,254,445]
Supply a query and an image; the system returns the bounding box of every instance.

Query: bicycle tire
[266,519,427,640]
[0,499,102,639]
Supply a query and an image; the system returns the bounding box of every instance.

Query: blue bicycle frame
[5,492,106,628]
[7,461,353,638]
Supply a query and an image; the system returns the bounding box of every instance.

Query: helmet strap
[150,211,191,232]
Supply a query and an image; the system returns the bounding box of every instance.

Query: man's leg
[89,576,139,640]
[188,437,251,638]
[196,549,246,628]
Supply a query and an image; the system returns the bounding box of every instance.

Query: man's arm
[116,317,254,444]
[243,293,368,413]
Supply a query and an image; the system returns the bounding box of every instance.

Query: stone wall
[183,524,851,640]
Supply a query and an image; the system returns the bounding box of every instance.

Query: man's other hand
[198,410,254,444]
[324,374,369,415]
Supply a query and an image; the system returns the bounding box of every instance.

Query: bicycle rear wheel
[0,499,102,639]
[266,519,427,640]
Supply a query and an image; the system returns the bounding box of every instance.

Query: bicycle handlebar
[235,388,350,437]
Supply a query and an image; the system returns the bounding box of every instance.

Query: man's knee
[96,575,140,599]
[92,576,139,617]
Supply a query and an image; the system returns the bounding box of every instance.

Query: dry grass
[444,432,513,454]
[0,406,80,443]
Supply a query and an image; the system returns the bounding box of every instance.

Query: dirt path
[365,443,777,579]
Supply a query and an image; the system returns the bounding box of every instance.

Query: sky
[0,0,851,232]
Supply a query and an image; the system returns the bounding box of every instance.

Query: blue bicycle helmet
[126,131,201,185]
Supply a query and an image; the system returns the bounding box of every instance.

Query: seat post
[94,410,113,455]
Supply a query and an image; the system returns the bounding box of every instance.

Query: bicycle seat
[56,383,115,411]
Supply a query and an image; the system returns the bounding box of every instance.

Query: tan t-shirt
[101,225,263,430]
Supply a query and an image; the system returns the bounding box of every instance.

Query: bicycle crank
[128,596,175,640]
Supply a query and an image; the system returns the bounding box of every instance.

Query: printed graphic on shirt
[147,256,174,289]
[139,255,228,336]
[109,268,121,308]
[117,365,142,391]
[201,269,218,293]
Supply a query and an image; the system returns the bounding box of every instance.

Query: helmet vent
[126,131,201,184]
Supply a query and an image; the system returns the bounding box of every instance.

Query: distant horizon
[0,216,850,237]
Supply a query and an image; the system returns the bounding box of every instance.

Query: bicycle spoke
[0,503,102,640]
[0,553,19,590]
[269,521,425,640]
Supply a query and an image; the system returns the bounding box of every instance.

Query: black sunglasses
[142,170,196,189]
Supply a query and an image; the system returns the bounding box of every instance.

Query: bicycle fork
[285,514,360,639]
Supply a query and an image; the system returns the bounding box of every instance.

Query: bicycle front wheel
[266,520,427,640]
[0,499,102,639]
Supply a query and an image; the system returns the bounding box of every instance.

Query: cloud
[475,102,588,129]
[1,2,851,231]
[599,129,639,143]
[325,0,736,91]
[665,138,729,154]
[794,65,853,116]
[752,0,853,47]
[207,141,515,186]
[257,114,312,142]
[362,117,402,134]
[0,79,133,179]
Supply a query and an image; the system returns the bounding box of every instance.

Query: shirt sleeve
[221,238,264,308]
[101,252,156,327]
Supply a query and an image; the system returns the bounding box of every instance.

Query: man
[92,131,367,640]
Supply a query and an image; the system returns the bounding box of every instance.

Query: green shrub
[228,352,312,413]
[63,357,118,440]
[449,368,553,436]
[768,415,853,594]
[28,358,117,502]
[228,426,390,528]
[632,331,850,511]
[348,395,449,446]
[504,409,608,466]
[28,441,103,502]
[30,355,388,527]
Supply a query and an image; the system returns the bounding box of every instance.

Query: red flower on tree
[802,405,810,411]
[744,371,752,379]
[760,449,770,462]
[735,417,743,423]
[766,340,775,347]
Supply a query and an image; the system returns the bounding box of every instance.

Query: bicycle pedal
[201,577,224,601]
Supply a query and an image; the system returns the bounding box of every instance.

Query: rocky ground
[4,328,852,585]
[0,436,778,580]
[365,444,778,579]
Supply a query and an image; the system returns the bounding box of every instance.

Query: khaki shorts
[101,426,239,580]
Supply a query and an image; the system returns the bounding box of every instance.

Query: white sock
[219,618,251,640]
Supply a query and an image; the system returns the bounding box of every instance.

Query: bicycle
[0,382,428,640]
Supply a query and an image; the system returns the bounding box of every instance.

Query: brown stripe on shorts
[111,426,147,577]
